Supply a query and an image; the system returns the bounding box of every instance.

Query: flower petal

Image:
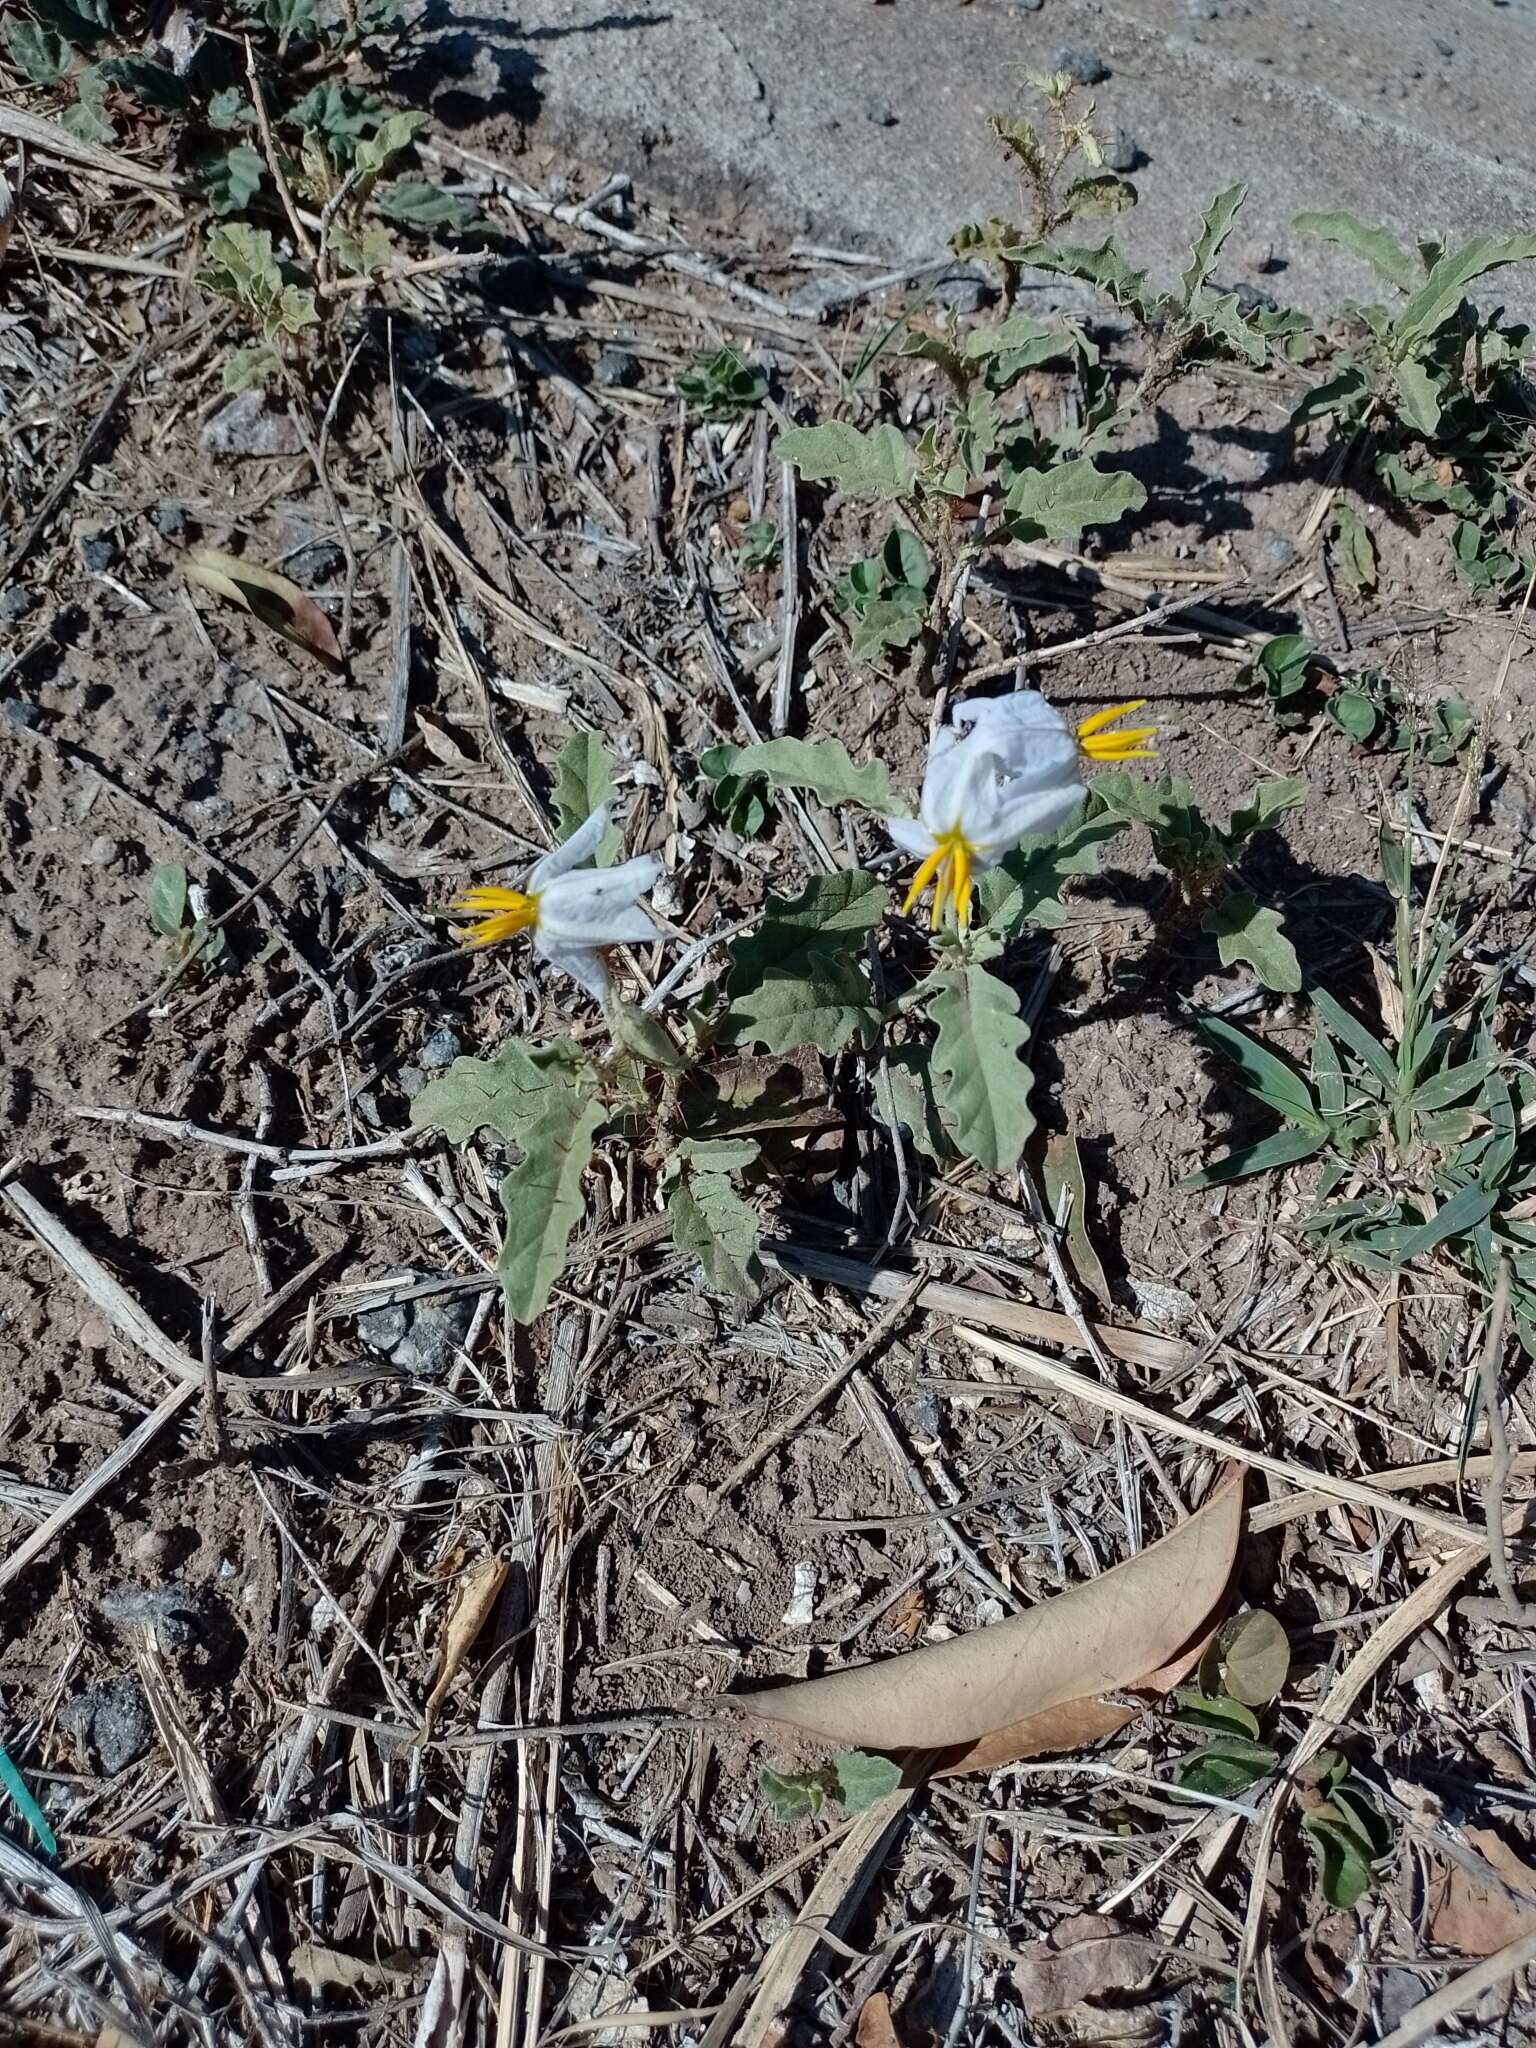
[885,815,938,859]
[531,804,611,888]
[953,690,1064,743]
[982,781,1086,849]
[535,932,610,1004]
[539,856,661,941]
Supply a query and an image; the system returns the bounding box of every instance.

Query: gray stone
[0,586,35,620]
[98,1584,202,1650]
[3,699,40,729]
[201,391,305,459]
[386,782,419,818]
[1258,533,1298,571]
[932,264,997,315]
[63,1679,153,1775]
[154,501,187,538]
[356,1271,477,1380]
[285,540,344,583]
[863,98,898,127]
[788,274,860,322]
[592,346,641,389]
[1053,45,1109,84]
[88,835,120,867]
[1186,0,1221,16]
[176,731,219,788]
[419,1025,463,1069]
[79,536,116,573]
[1010,0,1044,11]
[1101,127,1139,172]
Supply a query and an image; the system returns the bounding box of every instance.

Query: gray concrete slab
[431,0,1536,317]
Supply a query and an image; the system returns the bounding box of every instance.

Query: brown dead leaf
[854,1991,903,2048]
[415,709,479,767]
[1428,1827,1536,1956]
[884,1583,926,1644]
[420,1550,509,1740]
[185,547,345,671]
[1011,1915,1160,2020]
[732,1473,1242,1773]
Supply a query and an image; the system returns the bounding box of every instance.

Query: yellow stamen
[902,829,977,933]
[1077,697,1158,764]
[450,885,540,948]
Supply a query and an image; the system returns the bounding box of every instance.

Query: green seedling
[832,526,933,662]
[1093,771,1305,992]
[1293,212,1536,591]
[759,1748,902,1822]
[734,519,780,576]
[676,347,768,415]
[146,862,227,976]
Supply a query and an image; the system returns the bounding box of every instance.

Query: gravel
[62,1678,154,1775]
[419,1025,463,1069]
[3,700,41,729]
[97,1584,203,1650]
[1100,127,1138,172]
[285,540,344,583]
[863,98,899,127]
[592,346,641,389]
[1053,46,1109,84]
[357,1272,478,1379]
[79,536,116,573]
[154,501,188,538]
[932,264,997,315]
[201,391,305,458]
[787,275,861,322]
[1258,533,1298,571]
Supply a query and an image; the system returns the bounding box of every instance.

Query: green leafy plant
[759,1748,902,1822]
[1293,213,1536,590]
[146,862,227,975]
[832,527,933,662]
[1093,772,1305,991]
[734,519,780,576]
[676,347,768,416]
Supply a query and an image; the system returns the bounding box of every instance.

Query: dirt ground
[4,87,1536,2048]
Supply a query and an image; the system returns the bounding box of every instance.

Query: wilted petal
[531,804,611,888]
[885,814,937,860]
[535,933,611,1004]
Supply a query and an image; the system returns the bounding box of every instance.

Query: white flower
[887,691,1087,930]
[888,689,1157,930]
[451,805,662,1005]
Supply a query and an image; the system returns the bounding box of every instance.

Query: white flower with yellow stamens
[451,805,661,1006]
[889,690,1155,931]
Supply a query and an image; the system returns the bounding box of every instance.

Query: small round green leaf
[1216,1610,1291,1707]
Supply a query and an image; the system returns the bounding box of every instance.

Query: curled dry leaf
[1427,1826,1536,1957]
[185,547,345,671]
[1010,1914,1162,2021]
[419,1550,509,1740]
[854,1991,903,2048]
[730,1472,1243,1773]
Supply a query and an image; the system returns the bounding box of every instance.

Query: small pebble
[933,263,997,315]
[285,540,343,583]
[1100,127,1138,172]
[419,1025,462,1069]
[129,1529,172,1570]
[3,700,41,729]
[201,390,305,459]
[1434,36,1454,57]
[62,1679,153,1776]
[1186,0,1221,15]
[592,346,641,389]
[98,1584,202,1650]
[863,97,898,127]
[0,586,35,620]
[386,782,419,818]
[1053,45,1109,83]
[88,835,120,867]
[1258,533,1298,571]
[1010,0,1044,10]
[787,274,860,322]
[79,537,115,573]
[154,502,187,538]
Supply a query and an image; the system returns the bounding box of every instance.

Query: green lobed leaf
[831,1750,902,1809]
[1202,890,1301,994]
[147,863,189,938]
[553,730,618,862]
[759,1764,826,1821]
[877,1050,951,1165]
[609,1000,686,1073]
[1228,775,1308,842]
[200,143,265,219]
[1065,171,1137,218]
[722,955,879,1056]
[1328,502,1377,596]
[1248,634,1313,705]
[1328,690,1380,744]
[5,19,73,82]
[1392,358,1443,435]
[494,1092,603,1325]
[1004,459,1147,543]
[1291,363,1372,428]
[976,814,1123,934]
[325,221,396,276]
[1394,233,1536,353]
[774,422,919,501]
[702,738,904,821]
[666,1165,761,1301]
[1196,291,1269,366]
[353,107,428,178]
[207,85,254,131]
[1181,184,1247,306]
[380,180,475,232]
[1293,210,1417,291]
[96,53,185,107]
[1007,236,1159,318]
[926,964,1035,1174]
[410,1038,591,1149]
